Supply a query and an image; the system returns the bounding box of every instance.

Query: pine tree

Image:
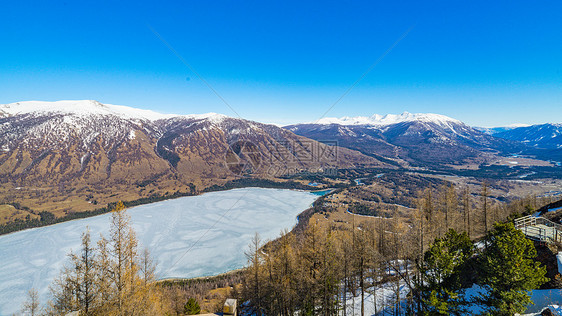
[419,229,474,315]
[184,298,201,315]
[478,222,548,315]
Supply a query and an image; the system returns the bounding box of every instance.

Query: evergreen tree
[478,222,548,315]
[419,229,474,315]
[183,298,201,315]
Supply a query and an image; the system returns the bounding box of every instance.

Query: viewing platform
[515,215,562,244]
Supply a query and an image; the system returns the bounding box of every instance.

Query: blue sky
[1,1,561,126]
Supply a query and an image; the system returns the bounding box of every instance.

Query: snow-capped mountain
[0,100,382,217]
[474,124,531,135]
[287,112,522,166]
[0,100,226,122]
[493,123,562,149]
[316,112,462,128]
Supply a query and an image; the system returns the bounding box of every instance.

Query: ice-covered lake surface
[0,187,318,315]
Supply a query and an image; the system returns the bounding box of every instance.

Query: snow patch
[183,112,227,124]
[346,280,409,316]
[506,123,533,128]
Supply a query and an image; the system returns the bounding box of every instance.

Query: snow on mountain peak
[315,111,462,127]
[505,123,532,128]
[185,112,227,123]
[0,100,227,123]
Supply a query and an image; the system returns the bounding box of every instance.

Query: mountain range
[0,100,382,218]
[1,100,560,221]
[286,113,525,167]
[493,124,562,149]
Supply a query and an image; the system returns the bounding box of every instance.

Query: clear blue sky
[1,0,561,126]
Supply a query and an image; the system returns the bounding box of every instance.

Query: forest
[237,185,549,315]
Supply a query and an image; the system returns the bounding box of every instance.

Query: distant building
[223,298,237,316]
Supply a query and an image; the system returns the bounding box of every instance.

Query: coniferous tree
[445,184,456,232]
[418,229,474,315]
[244,233,264,315]
[183,298,201,315]
[72,229,98,315]
[463,187,471,238]
[140,248,156,286]
[481,182,490,234]
[49,230,99,315]
[478,222,548,315]
[21,288,40,316]
[46,201,170,315]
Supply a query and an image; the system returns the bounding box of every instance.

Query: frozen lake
[0,187,318,315]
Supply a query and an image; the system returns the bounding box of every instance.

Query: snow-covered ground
[525,290,562,314]
[344,281,562,315]
[464,285,562,315]
[345,281,410,316]
[0,188,318,315]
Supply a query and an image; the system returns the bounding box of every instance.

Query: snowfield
[0,188,318,315]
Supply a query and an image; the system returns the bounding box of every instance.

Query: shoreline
[156,268,246,286]
[0,186,328,237]
[0,178,330,236]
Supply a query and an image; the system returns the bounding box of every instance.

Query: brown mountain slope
[0,101,386,222]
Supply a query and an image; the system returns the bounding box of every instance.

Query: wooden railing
[514,215,562,244]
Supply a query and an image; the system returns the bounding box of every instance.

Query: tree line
[0,187,198,236]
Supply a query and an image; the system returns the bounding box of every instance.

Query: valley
[2,101,562,234]
[2,101,562,315]
[0,101,384,231]
[4,2,562,314]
